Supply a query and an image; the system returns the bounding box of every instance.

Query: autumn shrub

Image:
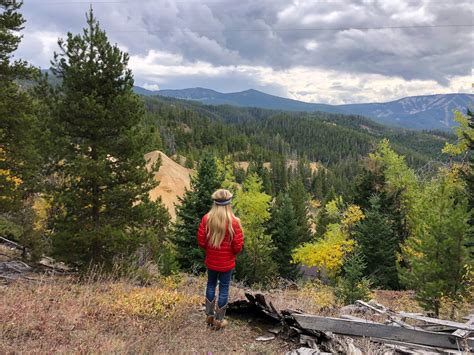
[104,285,200,319]
[300,280,339,309]
[292,198,364,279]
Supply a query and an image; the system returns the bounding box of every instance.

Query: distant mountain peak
[133,85,473,130]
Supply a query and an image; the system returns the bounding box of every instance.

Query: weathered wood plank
[356,300,424,330]
[371,338,464,354]
[398,312,474,332]
[293,314,474,350]
[452,314,474,339]
[339,314,379,324]
[0,236,23,250]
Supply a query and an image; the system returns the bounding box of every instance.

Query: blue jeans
[205,268,233,308]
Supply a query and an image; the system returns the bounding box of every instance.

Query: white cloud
[18,0,474,103]
[17,30,61,68]
[130,49,473,104]
[142,83,160,91]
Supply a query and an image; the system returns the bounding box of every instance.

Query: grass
[2,272,472,353]
[1,244,471,353]
[0,274,292,353]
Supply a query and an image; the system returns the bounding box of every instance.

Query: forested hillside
[142,95,452,197]
[141,86,473,130]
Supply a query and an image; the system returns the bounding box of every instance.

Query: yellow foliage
[341,204,365,226]
[0,169,22,186]
[309,199,321,209]
[325,197,341,218]
[32,196,50,231]
[300,280,340,309]
[293,198,363,278]
[293,224,355,278]
[299,280,340,308]
[0,147,22,188]
[400,243,424,260]
[157,274,184,290]
[442,111,473,156]
[106,286,199,319]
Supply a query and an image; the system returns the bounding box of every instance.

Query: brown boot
[205,297,216,326]
[213,304,228,330]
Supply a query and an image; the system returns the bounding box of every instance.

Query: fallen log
[293,314,474,351]
[0,236,24,250]
[228,293,351,352]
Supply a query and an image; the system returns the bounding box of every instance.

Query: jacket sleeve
[197,215,208,249]
[231,218,244,254]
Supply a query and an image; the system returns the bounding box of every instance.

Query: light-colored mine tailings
[145,151,192,220]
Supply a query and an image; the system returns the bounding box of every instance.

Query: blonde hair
[206,189,236,248]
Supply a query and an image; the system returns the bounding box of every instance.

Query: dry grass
[1,261,471,354]
[0,274,292,354]
[264,280,342,317]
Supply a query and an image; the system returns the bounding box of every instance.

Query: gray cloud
[16,0,473,103]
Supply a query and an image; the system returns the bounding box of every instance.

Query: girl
[197,189,244,330]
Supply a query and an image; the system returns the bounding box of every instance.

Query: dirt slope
[236,160,322,173]
[145,151,192,220]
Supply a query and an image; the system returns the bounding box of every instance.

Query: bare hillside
[145,151,192,220]
[236,160,322,173]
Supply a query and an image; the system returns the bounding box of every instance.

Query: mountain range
[134,86,473,130]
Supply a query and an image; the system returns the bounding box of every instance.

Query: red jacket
[197,214,244,272]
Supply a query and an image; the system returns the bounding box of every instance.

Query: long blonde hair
[206,189,236,248]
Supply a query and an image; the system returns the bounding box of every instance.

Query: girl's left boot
[213,304,228,330]
[205,297,216,326]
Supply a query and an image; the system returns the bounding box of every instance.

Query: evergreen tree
[335,250,372,305]
[0,0,45,258]
[270,155,288,193]
[0,0,39,211]
[234,173,276,285]
[48,9,162,267]
[297,154,312,191]
[441,110,474,257]
[400,171,471,316]
[463,110,473,256]
[141,198,178,276]
[267,193,300,279]
[354,147,411,248]
[288,179,312,243]
[355,195,399,289]
[174,154,221,272]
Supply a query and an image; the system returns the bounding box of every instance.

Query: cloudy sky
[17,0,473,104]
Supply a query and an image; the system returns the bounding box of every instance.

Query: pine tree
[0,0,39,211]
[140,198,178,276]
[441,109,474,257]
[400,171,471,316]
[234,173,277,285]
[335,250,372,305]
[48,9,162,267]
[174,154,221,272]
[0,0,45,258]
[288,179,312,243]
[355,195,399,289]
[463,110,473,257]
[267,193,300,279]
[270,155,288,193]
